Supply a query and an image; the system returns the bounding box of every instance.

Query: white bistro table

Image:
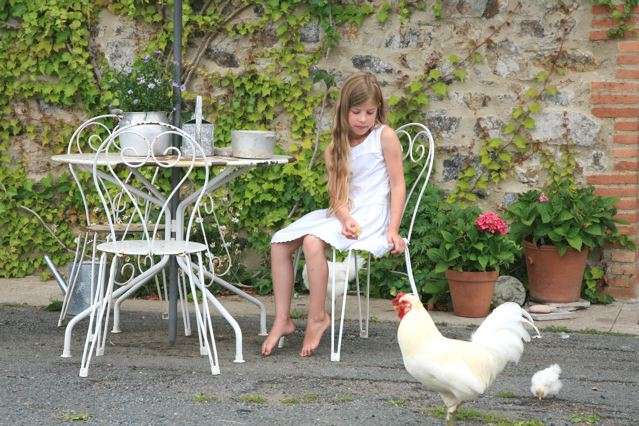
[52,152,292,363]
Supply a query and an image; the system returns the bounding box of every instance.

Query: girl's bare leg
[300,235,330,357]
[261,238,303,356]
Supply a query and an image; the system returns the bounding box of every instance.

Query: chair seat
[97,240,207,256]
[85,223,166,233]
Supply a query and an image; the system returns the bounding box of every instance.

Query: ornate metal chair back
[92,122,210,249]
[395,122,435,244]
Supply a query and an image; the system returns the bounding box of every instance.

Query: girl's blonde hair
[326,72,386,213]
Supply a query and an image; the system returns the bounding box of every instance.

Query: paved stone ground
[1,304,638,425]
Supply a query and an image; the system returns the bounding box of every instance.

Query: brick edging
[589,6,639,298]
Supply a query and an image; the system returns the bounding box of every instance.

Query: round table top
[51,153,293,167]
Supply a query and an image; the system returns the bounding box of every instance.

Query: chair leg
[197,253,220,372]
[292,247,302,284]
[79,253,116,378]
[403,244,419,296]
[96,255,120,357]
[78,253,106,375]
[177,269,192,336]
[156,270,168,320]
[184,254,220,375]
[360,254,371,338]
[331,249,351,362]
[199,284,208,356]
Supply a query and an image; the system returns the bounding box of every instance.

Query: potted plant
[108,52,174,155]
[428,206,520,317]
[506,178,635,303]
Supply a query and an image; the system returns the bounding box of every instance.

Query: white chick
[531,364,562,400]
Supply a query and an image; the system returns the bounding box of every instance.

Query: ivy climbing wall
[1,0,637,298]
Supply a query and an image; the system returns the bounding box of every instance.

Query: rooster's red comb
[391,292,406,306]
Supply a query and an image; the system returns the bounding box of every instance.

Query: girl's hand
[387,230,405,254]
[341,217,360,239]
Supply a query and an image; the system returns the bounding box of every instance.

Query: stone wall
[27,1,638,297]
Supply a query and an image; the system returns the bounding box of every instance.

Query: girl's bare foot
[300,313,331,357]
[261,319,295,356]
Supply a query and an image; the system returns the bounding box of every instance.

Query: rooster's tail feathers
[521,309,541,338]
[471,302,539,368]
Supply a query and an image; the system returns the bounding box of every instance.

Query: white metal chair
[78,122,219,377]
[295,123,435,362]
[52,115,192,359]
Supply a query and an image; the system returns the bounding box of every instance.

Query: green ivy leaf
[545,86,558,96]
[453,68,466,82]
[431,81,448,98]
[523,117,536,129]
[427,69,443,81]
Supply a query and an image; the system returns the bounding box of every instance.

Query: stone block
[531,311,578,321]
[530,110,600,147]
[351,55,394,74]
[493,275,526,306]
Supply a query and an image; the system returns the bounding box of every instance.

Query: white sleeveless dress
[271,125,392,257]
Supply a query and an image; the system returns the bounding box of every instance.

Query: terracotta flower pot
[523,241,588,303]
[446,270,498,318]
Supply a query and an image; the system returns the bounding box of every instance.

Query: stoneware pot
[231,130,275,158]
[523,241,588,303]
[446,269,498,318]
[119,111,171,156]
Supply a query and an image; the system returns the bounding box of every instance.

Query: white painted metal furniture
[79,122,219,377]
[49,114,191,338]
[294,123,435,362]
[52,133,292,368]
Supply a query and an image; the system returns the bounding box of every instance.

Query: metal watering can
[45,256,104,317]
[181,95,214,156]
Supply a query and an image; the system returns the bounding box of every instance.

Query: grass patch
[569,412,601,424]
[290,308,305,319]
[497,391,517,398]
[193,392,218,403]
[579,328,630,337]
[543,325,571,333]
[280,393,318,405]
[335,393,354,403]
[387,398,408,407]
[369,315,380,324]
[61,411,91,422]
[44,299,63,312]
[543,325,631,337]
[0,303,28,308]
[427,406,543,425]
[239,394,266,404]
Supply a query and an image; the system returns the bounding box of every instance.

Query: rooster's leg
[445,404,459,425]
[440,394,460,425]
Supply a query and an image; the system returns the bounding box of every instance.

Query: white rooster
[392,292,540,423]
[531,364,562,400]
[302,253,364,298]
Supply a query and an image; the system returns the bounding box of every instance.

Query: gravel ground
[1,304,638,425]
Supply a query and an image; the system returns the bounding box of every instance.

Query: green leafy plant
[582,265,613,304]
[428,207,520,273]
[108,53,173,112]
[592,0,639,39]
[368,185,450,305]
[505,179,635,256]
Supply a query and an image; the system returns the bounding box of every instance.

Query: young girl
[262,72,406,357]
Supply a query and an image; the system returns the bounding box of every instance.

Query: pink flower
[475,211,509,235]
[538,192,549,203]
